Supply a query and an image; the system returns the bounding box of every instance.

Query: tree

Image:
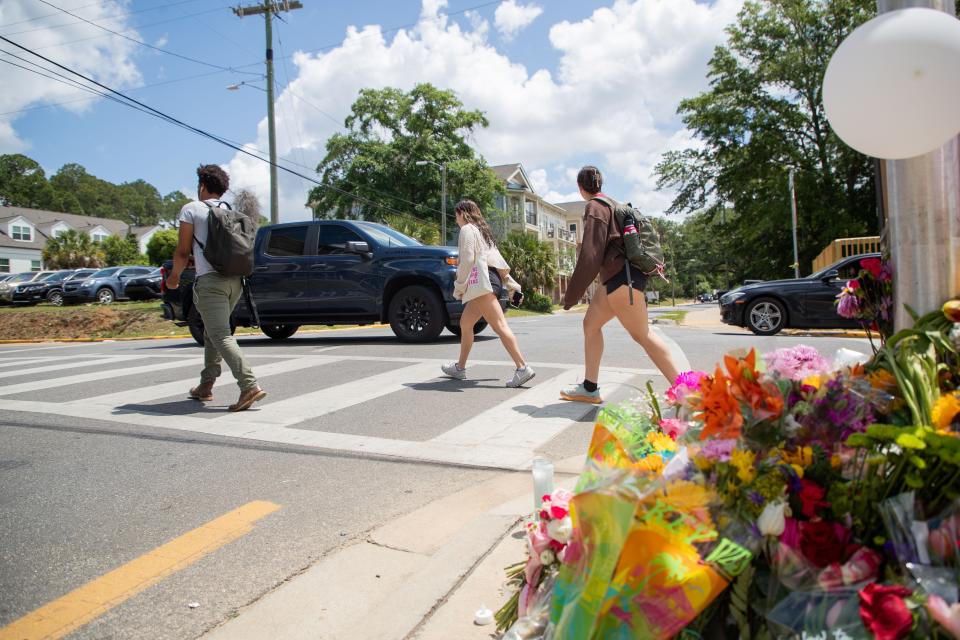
[0,154,56,208]
[117,180,163,226]
[42,230,104,269]
[146,229,179,265]
[101,234,145,266]
[499,232,557,294]
[307,83,503,227]
[161,191,191,225]
[655,0,877,282]
[233,188,269,227]
[382,214,440,245]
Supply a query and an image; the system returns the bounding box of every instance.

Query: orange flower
[695,366,743,440]
[725,349,784,422]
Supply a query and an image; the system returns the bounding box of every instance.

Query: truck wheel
[187,307,236,346]
[261,324,299,340]
[445,319,488,337]
[96,288,115,304]
[389,285,444,342]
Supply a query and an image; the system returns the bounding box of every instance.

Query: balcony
[812,236,881,272]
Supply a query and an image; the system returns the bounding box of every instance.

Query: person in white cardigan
[442,200,536,388]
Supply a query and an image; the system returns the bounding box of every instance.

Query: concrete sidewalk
[200,456,585,640]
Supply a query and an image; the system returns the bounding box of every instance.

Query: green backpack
[592,196,666,279]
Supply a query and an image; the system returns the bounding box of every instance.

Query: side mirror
[820,269,840,282]
[346,241,371,255]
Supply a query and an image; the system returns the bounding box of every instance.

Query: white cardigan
[453,224,521,301]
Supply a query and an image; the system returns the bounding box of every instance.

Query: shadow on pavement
[403,378,503,392]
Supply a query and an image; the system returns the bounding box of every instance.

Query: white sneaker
[506,365,536,388]
[441,362,467,380]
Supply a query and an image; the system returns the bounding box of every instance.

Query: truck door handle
[253,266,268,272]
[309,264,329,270]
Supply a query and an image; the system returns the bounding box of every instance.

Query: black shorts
[603,267,647,296]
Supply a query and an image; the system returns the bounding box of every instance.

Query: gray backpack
[195,201,256,277]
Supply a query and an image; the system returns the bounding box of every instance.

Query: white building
[0,206,159,274]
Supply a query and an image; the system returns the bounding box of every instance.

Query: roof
[489,163,532,192]
[0,206,160,250]
[555,201,586,217]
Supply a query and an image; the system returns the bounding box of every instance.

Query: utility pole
[233,0,303,225]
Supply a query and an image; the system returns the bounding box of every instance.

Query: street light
[788,167,800,278]
[416,160,447,245]
[226,77,277,225]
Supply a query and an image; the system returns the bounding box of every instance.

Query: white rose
[758,500,786,537]
[546,516,573,544]
[539,549,556,565]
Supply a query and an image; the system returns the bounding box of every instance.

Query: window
[91,231,109,243]
[31,260,41,272]
[569,223,577,233]
[121,268,151,277]
[12,224,32,241]
[0,258,8,273]
[52,227,67,238]
[318,225,363,255]
[355,222,420,247]
[266,226,308,256]
[525,201,536,226]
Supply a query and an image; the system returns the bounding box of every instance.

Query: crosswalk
[0,343,668,470]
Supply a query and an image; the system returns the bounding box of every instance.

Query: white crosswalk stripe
[0,349,659,469]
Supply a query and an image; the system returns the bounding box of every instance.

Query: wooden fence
[811,236,881,273]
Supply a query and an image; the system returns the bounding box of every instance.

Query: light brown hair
[454,199,496,248]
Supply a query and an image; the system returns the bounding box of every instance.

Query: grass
[656,310,689,324]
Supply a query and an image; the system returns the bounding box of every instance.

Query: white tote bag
[462,250,494,303]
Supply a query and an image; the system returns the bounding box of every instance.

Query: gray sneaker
[506,365,536,388]
[441,362,467,380]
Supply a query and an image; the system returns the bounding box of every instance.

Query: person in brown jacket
[559,166,680,404]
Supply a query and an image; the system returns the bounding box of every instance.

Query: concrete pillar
[878,0,960,330]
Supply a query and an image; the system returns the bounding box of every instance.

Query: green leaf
[896,433,926,450]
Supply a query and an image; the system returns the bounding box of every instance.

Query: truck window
[266,226,309,256]
[318,225,363,255]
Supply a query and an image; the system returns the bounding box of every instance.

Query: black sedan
[123,269,162,300]
[719,253,880,336]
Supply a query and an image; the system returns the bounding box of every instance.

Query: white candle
[531,458,554,513]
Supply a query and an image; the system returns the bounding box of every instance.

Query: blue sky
[1,0,744,220]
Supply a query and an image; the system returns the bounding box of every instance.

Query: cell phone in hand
[510,291,524,308]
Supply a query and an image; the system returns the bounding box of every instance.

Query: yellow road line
[0,500,281,640]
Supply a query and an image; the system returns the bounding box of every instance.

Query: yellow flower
[646,430,678,453]
[730,449,757,484]
[693,455,713,471]
[802,374,824,389]
[636,455,665,475]
[932,393,960,432]
[782,446,814,468]
[660,479,712,513]
[868,369,898,393]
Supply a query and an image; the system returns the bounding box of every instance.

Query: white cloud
[0,0,142,152]
[226,0,744,221]
[494,1,543,40]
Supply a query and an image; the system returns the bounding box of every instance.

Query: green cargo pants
[193,272,258,391]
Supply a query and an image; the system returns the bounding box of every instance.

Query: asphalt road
[0,305,873,639]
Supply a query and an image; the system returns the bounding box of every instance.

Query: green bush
[522,291,553,313]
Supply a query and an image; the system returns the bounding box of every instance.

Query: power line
[0,34,446,228]
[0,0,207,32]
[31,0,261,76]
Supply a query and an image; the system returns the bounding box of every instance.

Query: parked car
[161,219,507,345]
[719,253,879,336]
[697,293,714,303]
[0,271,56,305]
[0,274,14,283]
[62,265,156,304]
[22,269,97,306]
[123,268,162,300]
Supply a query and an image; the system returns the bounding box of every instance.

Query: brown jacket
[563,197,625,309]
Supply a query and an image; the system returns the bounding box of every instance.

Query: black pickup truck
[161,219,503,345]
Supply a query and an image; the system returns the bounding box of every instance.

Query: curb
[0,323,391,345]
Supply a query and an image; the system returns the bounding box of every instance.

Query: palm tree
[499,232,557,294]
[42,229,105,269]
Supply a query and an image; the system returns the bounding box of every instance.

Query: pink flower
[666,370,707,404]
[837,287,862,319]
[927,595,960,639]
[659,418,688,439]
[763,345,830,380]
[548,488,573,520]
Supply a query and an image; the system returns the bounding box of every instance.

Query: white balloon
[823,7,960,159]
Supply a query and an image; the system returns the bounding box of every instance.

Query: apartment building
[490,164,578,303]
